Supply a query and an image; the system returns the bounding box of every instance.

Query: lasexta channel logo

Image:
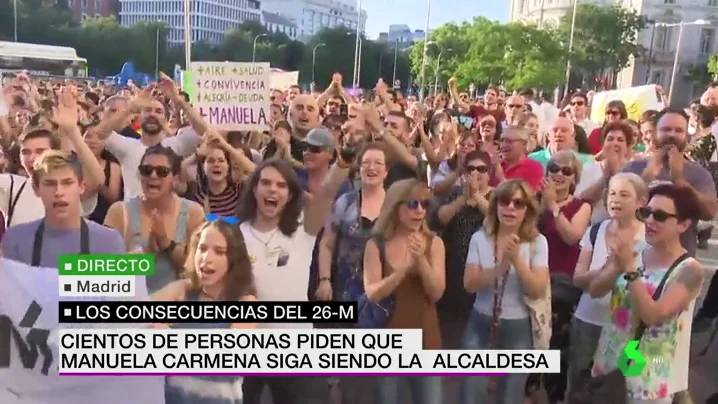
[618,340,647,377]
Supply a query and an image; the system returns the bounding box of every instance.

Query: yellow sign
[590,85,665,123]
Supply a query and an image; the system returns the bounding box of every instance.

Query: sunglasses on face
[547,163,574,176]
[480,121,495,128]
[138,164,172,178]
[508,104,523,109]
[636,206,678,222]
[466,165,489,174]
[498,196,527,209]
[570,101,585,106]
[606,110,621,117]
[405,199,431,210]
[305,144,327,154]
[205,213,239,225]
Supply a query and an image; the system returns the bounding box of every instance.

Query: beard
[142,118,162,135]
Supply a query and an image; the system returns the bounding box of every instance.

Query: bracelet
[319,277,331,283]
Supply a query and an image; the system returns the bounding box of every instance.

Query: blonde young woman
[570,173,647,399]
[460,179,550,404]
[363,178,446,404]
[153,219,258,404]
[586,183,705,403]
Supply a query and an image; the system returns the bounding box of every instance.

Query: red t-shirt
[469,104,505,125]
[588,127,603,155]
[539,198,588,276]
[490,157,544,191]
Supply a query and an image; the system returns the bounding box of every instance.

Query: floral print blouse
[591,254,696,400]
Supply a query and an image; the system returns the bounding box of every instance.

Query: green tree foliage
[556,4,645,80]
[707,54,718,80]
[0,0,411,88]
[409,17,565,92]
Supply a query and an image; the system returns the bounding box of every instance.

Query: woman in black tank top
[85,127,122,223]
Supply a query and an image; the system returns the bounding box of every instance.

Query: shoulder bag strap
[633,252,691,342]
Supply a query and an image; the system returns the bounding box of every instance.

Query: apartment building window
[656,26,672,50]
[651,71,664,87]
[700,28,715,54]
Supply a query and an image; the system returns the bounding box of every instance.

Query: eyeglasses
[480,121,495,128]
[138,164,172,178]
[606,110,621,117]
[547,163,574,176]
[507,104,523,109]
[205,213,239,225]
[636,207,678,222]
[498,196,528,209]
[466,165,489,174]
[570,101,585,106]
[405,199,431,210]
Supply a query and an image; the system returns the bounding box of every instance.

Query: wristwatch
[161,240,178,254]
[623,271,640,283]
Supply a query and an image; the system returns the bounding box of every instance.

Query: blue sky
[361,0,509,39]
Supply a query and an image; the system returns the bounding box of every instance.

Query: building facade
[261,0,367,42]
[119,0,262,45]
[509,0,718,105]
[377,24,426,49]
[262,11,299,40]
[51,0,119,20]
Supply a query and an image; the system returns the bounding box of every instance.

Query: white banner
[270,70,299,91]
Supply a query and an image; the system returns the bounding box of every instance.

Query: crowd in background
[1,70,718,404]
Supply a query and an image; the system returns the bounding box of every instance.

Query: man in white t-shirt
[95,76,206,200]
[0,129,99,227]
[237,157,350,404]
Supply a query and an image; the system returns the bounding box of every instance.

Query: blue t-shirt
[1,219,126,267]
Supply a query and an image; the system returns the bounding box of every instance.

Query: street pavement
[257,238,718,404]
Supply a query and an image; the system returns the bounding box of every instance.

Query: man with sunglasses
[568,92,598,136]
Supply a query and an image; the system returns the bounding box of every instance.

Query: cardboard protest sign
[190,62,271,131]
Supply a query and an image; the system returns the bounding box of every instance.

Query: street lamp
[563,0,578,99]
[434,48,451,97]
[419,0,432,101]
[392,39,399,86]
[656,19,710,105]
[352,0,363,88]
[312,43,326,85]
[183,0,191,69]
[252,33,267,62]
[155,23,162,79]
[13,0,18,42]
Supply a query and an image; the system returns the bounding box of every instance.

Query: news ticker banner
[58,254,155,298]
[58,329,561,376]
[59,301,358,324]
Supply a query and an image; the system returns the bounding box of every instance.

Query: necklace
[247,225,279,249]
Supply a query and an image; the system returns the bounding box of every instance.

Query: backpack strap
[589,220,602,246]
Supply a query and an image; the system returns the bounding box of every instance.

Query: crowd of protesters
[1,69,718,404]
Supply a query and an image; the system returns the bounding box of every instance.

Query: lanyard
[489,236,510,349]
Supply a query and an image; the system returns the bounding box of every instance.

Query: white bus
[0,41,88,78]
